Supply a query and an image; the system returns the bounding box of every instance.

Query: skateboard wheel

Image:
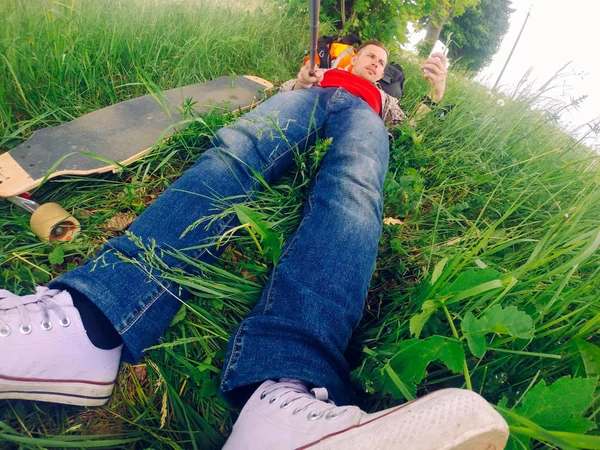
[30,203,80,241]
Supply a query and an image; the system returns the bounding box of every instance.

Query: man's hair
[356,40,389,58]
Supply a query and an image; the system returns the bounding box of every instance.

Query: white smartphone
[424,40,448,73]
[430,40,448,57]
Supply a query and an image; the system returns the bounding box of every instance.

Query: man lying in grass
[0,41,509,450]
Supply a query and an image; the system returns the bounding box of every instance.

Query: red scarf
[319,69,382,115]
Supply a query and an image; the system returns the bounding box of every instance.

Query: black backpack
[380,62,405,99]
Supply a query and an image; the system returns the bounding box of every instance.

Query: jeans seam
[262,162,319,315]
[221,319,247,386]
[120,282,170,334]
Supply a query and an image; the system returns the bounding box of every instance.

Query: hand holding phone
[423,40,448,74]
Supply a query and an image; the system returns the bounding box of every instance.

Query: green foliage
[410,268,506,338]
[2,0,600,448]
[383,168,424,217]
[461,305,533,357]
[572,339,600,377]
[233,204,284,265]
[499,376,599,449]
[48,246,65,266]
[419,0,480,45]
[0,0,309,145]
[441,0,514,72]
[354,335,465,400]
[282,0,426,45]
[416,39,435,58]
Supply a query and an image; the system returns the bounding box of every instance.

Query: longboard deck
[0,75,272,198]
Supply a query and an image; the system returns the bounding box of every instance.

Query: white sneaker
[0,287,122,406]
[223,379,509,450]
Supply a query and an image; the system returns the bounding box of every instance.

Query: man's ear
[351,54,357,66]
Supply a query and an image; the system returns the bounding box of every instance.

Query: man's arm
[381,91,407,126]
[415,52,448,118]
[280,61,324,93]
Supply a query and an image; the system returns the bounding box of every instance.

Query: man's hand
[420,52,447,103]
[295,61,324,90]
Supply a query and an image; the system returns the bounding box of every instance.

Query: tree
[282,0,429,45]
[441,0,514,72]
[421,0,481,44]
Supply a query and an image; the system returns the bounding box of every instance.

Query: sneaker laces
[0,287,70,337]
[259,379,350,421]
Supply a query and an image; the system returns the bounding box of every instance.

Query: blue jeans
[51,87,390,407]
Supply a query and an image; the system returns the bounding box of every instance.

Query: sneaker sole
[0,374,115,406]
[301,389,509,450]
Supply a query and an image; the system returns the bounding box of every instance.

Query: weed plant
[1,1,600,449]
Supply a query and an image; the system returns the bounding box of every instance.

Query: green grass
[2,1,600,449]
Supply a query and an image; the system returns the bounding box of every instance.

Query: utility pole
[493,6,531,90]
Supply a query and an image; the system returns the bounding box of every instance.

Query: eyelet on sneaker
[19,324,33,335]
[280,400,292,409]
[269,395,280,404]
[59,316,71,327]
[307,411,323,421]
[293,404,309,415]
[41,320,53,331]
[260,391,268,400]
[0,326,10,337]
[325,409,346,420]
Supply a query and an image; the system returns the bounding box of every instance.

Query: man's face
[351,45,387,83]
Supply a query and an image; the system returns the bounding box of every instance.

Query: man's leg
[0,87,337,404]
[220,88,390,407]
[220,89,510,450]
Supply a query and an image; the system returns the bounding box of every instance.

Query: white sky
[405,0,600,147]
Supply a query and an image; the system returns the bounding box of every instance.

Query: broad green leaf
[499,405,592,450]
[233,204,271,238]
[409,300,439,338]
[438,268,501,296]
[447,279,504,305]
[462,312,486,357]
[48,246,65,265]
[430,256,448,285]
[263,230,283,265]
[233,204,282,264]
[199,378,219,398]
[386,336,464,398]
[460,305,534,358]
[514,376,597,433]
[169,305,187,327]
[504,435,531,450]
[484,305,534,338]
[573,339,600,377]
